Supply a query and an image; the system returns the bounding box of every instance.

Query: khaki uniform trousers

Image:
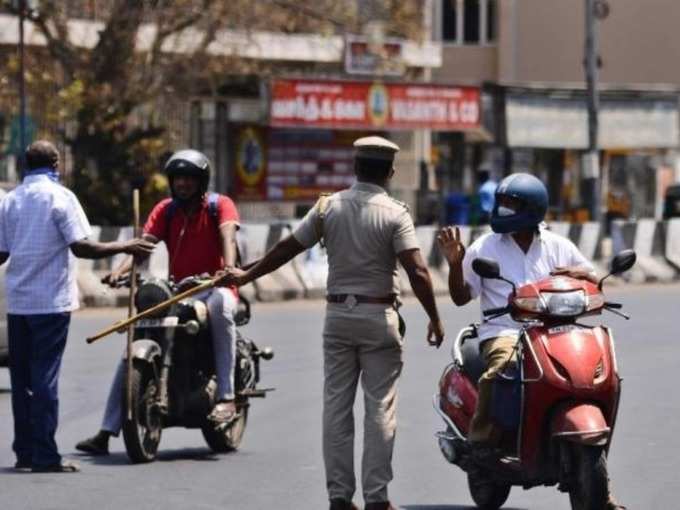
[322,302,403,504]
[468,336,519,444]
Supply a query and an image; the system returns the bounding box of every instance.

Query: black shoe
[75,431,110,456]
[14,460,31,471]
[364,502,397,510]
[329,498,358,510]
[32,459,80,473]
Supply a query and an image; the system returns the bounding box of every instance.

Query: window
[440,0,497,45]
[463,0,480,43]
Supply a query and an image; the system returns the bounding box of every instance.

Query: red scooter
[433,250,636,510]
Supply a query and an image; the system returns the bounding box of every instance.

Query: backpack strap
[314,193,331,248]
[207,192,219,221]
[164,199,179,242]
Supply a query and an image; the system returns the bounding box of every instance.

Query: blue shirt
[0,175,92,314]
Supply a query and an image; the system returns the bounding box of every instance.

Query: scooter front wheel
[567,444,608,510]
[467,470,511,510]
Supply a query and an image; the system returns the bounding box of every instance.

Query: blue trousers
[8,312,71,468]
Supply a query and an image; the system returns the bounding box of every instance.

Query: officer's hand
[124,238,155,260]
[437,226,466,267]
[427,319,445,349]
[216,267,248,287]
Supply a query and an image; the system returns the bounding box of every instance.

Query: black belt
[326,294,396,305]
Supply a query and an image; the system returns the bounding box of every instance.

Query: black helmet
[490,173,548,234]
[164,149,211,196]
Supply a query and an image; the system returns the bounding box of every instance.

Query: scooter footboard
[550,402,610,446]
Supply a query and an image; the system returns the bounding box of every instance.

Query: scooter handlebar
[483,306,510,317]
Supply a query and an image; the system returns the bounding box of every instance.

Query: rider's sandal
[208,400,237,424]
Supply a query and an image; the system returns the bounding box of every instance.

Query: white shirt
[463,228,594,341]
[0,175,92,314]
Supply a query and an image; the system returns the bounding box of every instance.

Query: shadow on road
[401,506,527,510]
[74,447,224,466]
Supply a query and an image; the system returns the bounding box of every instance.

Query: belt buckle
[345,294,357,310]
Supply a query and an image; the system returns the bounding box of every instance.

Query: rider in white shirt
[437,172,625,510]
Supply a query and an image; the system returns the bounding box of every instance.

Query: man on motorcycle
[76,149,241,455]
[437,172,624,509]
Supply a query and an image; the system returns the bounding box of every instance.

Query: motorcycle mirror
[598,249,637,290]
[472,258,501,279]
[610,249,636,275]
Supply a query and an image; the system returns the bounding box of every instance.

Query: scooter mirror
[472,257,501,279]
[610,249,636,275]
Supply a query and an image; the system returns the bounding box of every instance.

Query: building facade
[430,0,680,222]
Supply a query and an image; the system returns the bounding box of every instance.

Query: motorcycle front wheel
[568,444,608,510]
[121,360,163,463]
[201,405,249,453]
[467,470,511,510]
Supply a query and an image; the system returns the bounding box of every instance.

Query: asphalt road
[1,283,679,510]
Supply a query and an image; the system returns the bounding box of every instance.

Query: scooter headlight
[541,290,586,316]
[586,292,605,311]
[513,296,546,313]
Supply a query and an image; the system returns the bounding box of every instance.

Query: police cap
[353,136,400,161]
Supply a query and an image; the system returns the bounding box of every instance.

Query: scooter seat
[460,332,486,385]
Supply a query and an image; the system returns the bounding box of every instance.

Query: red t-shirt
[144,195,240,290]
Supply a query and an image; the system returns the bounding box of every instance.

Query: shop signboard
[270,79,481,131]
[231,125,373,202]
[344,35,405,76]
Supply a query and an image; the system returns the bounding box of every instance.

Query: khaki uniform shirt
[293,181,419,297]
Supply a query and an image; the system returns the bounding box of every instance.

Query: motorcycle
[119,275,274,463]
[433,250,637,510]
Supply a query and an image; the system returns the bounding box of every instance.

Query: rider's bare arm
[447,260,473,306]
[219,222,239,268]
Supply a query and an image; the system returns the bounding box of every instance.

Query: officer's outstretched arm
[238,235,306,285]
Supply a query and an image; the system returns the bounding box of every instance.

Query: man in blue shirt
[0,140,153,473]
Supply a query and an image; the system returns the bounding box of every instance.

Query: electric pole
[584,0,601,222]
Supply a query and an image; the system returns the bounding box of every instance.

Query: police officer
[219,136,445,510]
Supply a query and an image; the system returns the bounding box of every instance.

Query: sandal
[32,459,80,473]
[208,400,237,424]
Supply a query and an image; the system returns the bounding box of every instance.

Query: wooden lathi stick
[86,278,216,344]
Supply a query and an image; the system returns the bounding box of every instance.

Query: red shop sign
[270,79,481,131]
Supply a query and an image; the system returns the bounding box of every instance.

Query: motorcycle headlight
[541,290,586,316]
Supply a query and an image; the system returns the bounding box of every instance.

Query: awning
[503,90,679,149]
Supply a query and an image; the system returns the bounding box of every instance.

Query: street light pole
[584,0,601,222]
